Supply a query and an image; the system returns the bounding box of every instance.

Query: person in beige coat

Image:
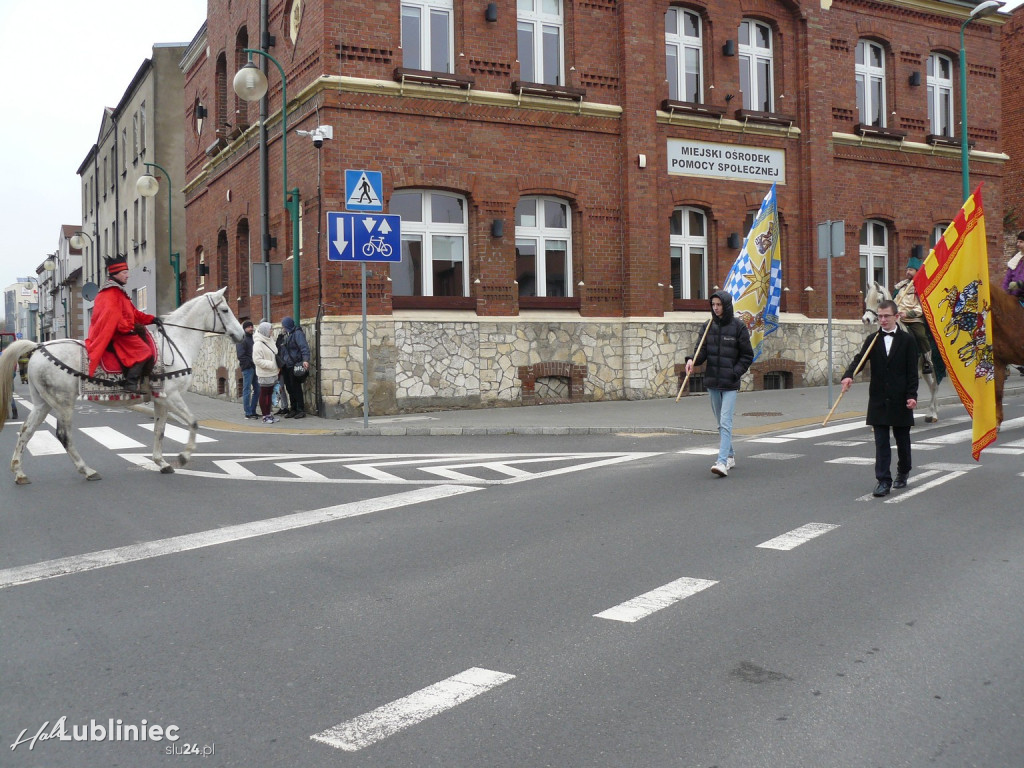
[252,322,281,423]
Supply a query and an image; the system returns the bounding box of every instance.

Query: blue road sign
[327,212,402,262]
[344,170,384,212]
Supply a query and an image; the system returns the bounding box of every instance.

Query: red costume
[85,279,156,376]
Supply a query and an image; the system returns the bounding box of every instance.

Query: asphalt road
[1,394,1022,767]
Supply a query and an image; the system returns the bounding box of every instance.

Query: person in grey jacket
[277,316,310,418]
[684,290,754,477]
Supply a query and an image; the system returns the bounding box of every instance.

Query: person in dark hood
[277,316,310,418]
[684,290,754,477]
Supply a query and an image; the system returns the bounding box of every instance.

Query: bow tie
[881,330,896,337]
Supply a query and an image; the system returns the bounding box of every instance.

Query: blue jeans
[241,367,259,416]
[709,388,737,464]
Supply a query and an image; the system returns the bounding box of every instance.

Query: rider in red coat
[85,257,157,392]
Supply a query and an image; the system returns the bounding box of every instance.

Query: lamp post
[137,162,181,307]
[959,0,1002,201]
[234,48,301,322]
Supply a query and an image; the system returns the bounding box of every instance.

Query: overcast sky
[0,0,207,294]
[0,0,1021,297]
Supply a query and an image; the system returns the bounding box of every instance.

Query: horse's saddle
[80,334,164,402]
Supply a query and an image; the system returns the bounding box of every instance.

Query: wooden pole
[676,320,713,402]
[822,331,881,426]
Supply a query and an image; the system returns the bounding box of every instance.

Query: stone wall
[191,314,875,417]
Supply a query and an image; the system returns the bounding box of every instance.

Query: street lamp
[234,48,301,322]
[959,0,1002,201]
[137,162,181,307]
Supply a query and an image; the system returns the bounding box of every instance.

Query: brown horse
[988,287,1024,425]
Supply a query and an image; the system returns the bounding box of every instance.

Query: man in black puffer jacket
[684,290,754,477]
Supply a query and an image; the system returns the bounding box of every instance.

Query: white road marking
[748,436,795,444]
[26,431,66,456]
[311,667,515,752]
[884,470,970,504]
[920,416,1024,446]
[0,484,480,590]
[777,421,869,439]
[80,426,146,450]
[594,577,717,623]
[749,452,804,460]
[816,440,867,447]
[139,423,217,443]
[757,523,839,550]
[678,447,720,456]
[826,456,875,465]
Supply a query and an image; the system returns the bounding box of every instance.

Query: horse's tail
[0,340,38,432]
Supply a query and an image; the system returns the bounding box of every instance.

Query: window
[390,190,468,297]
[670,207,708,300]
[739,19,773,112]
[856,40,886,127]
[401,0,453,72]
[932,222,950,248]
[665,8,702,103]
[859,219,889,288]
[121,128,127,173]
[515,196,572,298]
[518,0,563,85]
[133,200,139,248]
[141,196,147,245]
[198,249,207,290]
[102,157,107,199]
[135,285,148,312]
[139,101,147,155]
[927,53,954,138]
[132,111,139,159]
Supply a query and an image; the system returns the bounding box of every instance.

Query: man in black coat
[841,299,919,497]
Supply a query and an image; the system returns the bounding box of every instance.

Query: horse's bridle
[159,293,230,335]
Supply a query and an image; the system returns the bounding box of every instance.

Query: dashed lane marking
[594,577,718,623]
[757,523,839,550]
[311,667,515,752]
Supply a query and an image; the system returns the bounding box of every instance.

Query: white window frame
[401,0,454,73]
[932,222,950,248]
[927,53,954,138]
[670,206,708,300]
[665,8,703,103]
[859,219,889,289]
[517,0,564,86]
[390,189,469,297]
[856,40,886,127]
[738,19,773,112]
[515,195,573,298]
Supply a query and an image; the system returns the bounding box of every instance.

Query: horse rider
[893,253,933,374]
[1002,230,1024,299]
[85,256,158,393]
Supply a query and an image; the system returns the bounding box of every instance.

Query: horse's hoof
[15,476,30,485]
[177,454,189,467]
[925,416,938,423]
[160,465,175,475]
[86,472,102,481]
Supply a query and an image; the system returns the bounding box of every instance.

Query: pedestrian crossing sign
[345,169,383,212]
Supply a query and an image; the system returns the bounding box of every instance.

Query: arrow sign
[327,212,402,262]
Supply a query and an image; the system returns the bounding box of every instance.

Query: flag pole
[676,320,713,402]
[822,331,880,425]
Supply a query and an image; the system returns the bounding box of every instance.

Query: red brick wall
[183,0,1007,323]
[1003,9,1024,247]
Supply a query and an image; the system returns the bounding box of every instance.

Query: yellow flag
[913,185,996,460]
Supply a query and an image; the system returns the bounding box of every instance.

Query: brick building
[181,0,1006,415]
[1003,7,1023,242]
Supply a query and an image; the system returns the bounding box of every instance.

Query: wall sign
[667,138,785,184]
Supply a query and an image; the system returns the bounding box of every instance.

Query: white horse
[0,288,244,484]
[862,280,940,423]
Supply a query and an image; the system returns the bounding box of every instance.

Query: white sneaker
[711,461,728,477]
[726,456,736,470]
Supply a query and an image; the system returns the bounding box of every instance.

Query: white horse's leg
[160,391,199,469]
[53,402,100,481]
[10,402,49,485]
[921,368,939,423]
[149,399,175,474]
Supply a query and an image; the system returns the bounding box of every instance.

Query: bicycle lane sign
[327,212,402,262]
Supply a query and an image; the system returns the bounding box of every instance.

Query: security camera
[296,125,333,149]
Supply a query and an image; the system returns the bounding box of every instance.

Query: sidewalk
[152,375,1024,438]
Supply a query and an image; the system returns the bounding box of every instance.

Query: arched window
[859,219,889,288]
[217,230,229,289]
[665,8,702,103]
[236,219,250,301]
[515,196,572,298]
[390,190,468,297]
[670,206,707,300]
[932,222,951,248]
[739,19,773,112]
[215,53,228,139]
[927,53,954,138]
[856,40,886,127]
[235,28,250,129]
